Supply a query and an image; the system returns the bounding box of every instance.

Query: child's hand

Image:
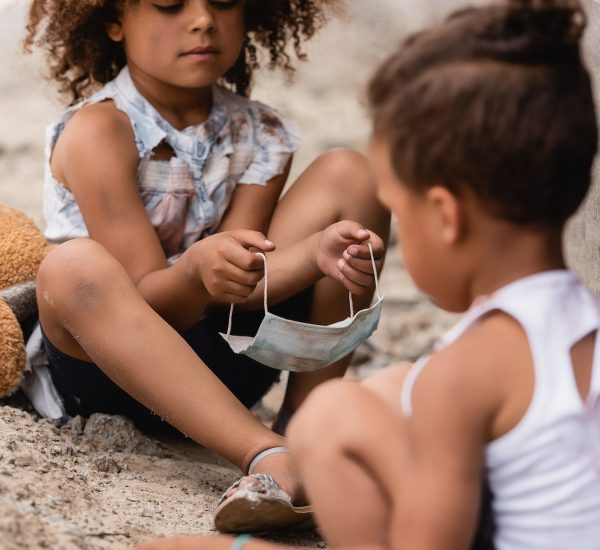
[316,220,385,295]
[187,230,276,303]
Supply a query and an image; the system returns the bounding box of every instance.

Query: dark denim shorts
[42,290,312,433]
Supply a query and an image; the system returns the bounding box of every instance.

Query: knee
[37,238,127,313]
[315,149,378,200]
[288,379,364,459]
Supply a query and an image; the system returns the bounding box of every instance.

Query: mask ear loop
[226,252,269,343]
[226,246,381,337]
[369,242,383,301]
[348,242,382,318]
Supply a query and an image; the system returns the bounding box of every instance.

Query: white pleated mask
[220,244,384,372]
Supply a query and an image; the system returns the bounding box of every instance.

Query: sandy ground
[1,0,598,548]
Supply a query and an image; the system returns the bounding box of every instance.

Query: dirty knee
[37,238,129,314]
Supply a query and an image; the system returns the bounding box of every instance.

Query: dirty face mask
[220,244,384,372]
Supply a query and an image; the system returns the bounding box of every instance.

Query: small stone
[68,415,86,436]
[13,455,33,468]
[92,456,122,474]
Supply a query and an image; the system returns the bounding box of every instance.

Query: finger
[337,259,374,287]
[220,281,258,301]
[336,271,368,295]
[223,291,255,304]
[217,260,264,286]
[223,242,267,272]
[345,241,385,260]
[336,220,371,243]
[230,230,276,252]
[223,281,256,298]
[342,254,384,278]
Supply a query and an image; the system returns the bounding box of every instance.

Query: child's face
[108,0,246,90]
[370,140,467,311]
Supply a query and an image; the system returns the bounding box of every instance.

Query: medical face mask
[220,244,384,372]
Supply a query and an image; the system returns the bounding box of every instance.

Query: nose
[188,3,216,34]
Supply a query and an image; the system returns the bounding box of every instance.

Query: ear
[425,186,464,245]
[106,21,124,42]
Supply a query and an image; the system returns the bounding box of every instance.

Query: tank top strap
[588,330,600,403]
[400,295,508,416]
[400,270,598,418]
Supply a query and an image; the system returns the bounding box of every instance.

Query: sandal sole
[214,494,314,533]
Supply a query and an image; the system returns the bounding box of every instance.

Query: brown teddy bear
[0,204,53,397]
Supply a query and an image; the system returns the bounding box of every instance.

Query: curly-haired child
[134,0,600,548]
[22,0,390,534]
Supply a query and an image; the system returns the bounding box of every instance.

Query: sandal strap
[217,472,288,506]
[247,446,289,474]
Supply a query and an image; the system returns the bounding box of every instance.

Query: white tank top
[401,270,600,549]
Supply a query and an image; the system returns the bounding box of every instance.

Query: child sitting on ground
[24,0,389,534]
[135,0,600,548]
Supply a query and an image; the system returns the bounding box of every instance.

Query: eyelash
[154,3,183,14]
[153,1,240,14]
[211,1,240,8]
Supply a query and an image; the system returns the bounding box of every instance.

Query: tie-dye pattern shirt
[43,67,301,259]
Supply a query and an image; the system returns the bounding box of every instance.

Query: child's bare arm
[391,331,503,550]
[236,221,386,311]
[52,102,167,283]
[51,103,272,329]
[216,160,291,235]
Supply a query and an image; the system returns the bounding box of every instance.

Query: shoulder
[66,101,133,141]
[216,86,300,145]
[51,100,138,183]
[55,101,137,162]
[412,311,532,437]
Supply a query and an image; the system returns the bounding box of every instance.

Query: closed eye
[153,3,184,14]
[210,0,241,9]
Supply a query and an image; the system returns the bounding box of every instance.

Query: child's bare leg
[37,239,299,495]
[268,149,391,415]
[287,378,407,547]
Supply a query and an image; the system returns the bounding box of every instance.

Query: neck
[127,65,214,130]
[465,220,565,305]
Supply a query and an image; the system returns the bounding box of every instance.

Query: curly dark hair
[368,0,597,227]
[23,0,338,103]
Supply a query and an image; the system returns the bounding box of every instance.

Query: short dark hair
[368,0,598,226]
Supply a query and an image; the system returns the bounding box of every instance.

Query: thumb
[337,220,370,243]
[230,230,276,252]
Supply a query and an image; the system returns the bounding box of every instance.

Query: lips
[181,46,220,56]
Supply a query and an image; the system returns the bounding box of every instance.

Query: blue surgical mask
[220,244,384,372]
